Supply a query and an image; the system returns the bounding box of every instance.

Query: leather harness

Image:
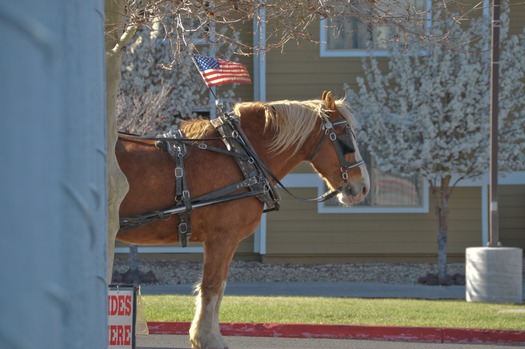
[118,111,364,247]
[118,113,280,246]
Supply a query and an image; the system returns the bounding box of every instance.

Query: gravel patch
[113,259,468,285]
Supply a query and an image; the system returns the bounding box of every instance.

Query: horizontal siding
[265,186,482,257]
[114,184,525,263]
[266,23,363,101]
[231,52,253,102]
[509,2,525,35]
[223,1,525,105]
[236,234,255,254]
[264,3,525,103]
[291,162,315,174]
[499,185,525,248]
[218,20,253,102]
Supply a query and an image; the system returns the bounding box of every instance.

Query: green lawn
[142,295,525,331]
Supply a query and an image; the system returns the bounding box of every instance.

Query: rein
[216,114,350,205]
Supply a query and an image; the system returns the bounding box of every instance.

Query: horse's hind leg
[190,238,238,349]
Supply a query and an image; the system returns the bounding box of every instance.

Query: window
[320,0,430,57]
[320,148,429,213]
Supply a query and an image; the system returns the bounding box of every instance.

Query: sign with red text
[108,285,137,349]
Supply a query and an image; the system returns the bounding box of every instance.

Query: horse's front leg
[190,238,238,349]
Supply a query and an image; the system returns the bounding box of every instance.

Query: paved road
[141,281,467,299]
[141,281,525,300]
[137,334,523,349]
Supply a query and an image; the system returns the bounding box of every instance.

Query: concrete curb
[147,322,525,345]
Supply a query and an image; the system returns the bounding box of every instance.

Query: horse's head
[308,91,370,206]
[240,94,369,206]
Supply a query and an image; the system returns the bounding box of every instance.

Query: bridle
[266,109,366,205]
[309,112,365,185]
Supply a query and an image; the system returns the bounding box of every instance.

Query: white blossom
[345,9,525,181]
[344,7,525,280]
[117,20,241,135]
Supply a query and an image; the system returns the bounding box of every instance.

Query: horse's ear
[323,91,336,110]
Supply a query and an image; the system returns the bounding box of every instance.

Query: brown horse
[115,91,370,348]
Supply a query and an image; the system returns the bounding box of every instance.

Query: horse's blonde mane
[182,118,215,138]
[234,98,354,155]
[180,98,354,156]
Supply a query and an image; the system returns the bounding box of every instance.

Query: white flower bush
[117,19,240,135]
[345,8,525,282]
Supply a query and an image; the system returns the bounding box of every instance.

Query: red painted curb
[442,327,525,344]
[147,322,525,344]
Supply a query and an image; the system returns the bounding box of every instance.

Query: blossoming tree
[345,8,525,283]
[117,20,239,135]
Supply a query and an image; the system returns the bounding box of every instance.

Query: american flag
[193,54,251,87]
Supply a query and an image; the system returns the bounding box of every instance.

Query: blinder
[310,115,365,180]
[334,129,356,155]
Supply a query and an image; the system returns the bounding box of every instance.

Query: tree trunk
[105,0,135,281]
[431,175,452,283]
[436,198,449,281]
[128,244,140,283]
[129,245,139,272]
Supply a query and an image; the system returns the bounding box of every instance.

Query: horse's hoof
[190,334,228,349]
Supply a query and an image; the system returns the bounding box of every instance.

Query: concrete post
[466,247,523,304]
[0,0,107,348]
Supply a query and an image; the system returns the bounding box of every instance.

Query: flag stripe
[193,54,251,87]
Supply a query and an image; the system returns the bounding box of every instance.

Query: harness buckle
[175,167,184,178]
[178,222,188,234]
[329,132,337,141]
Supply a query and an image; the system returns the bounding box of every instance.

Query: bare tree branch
[104,0,483,59]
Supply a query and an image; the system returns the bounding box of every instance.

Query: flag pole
[190,54,224,117]
[191,54,252,117]
[489,0,500,247]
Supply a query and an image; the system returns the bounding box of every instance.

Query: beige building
[116,1,525,264]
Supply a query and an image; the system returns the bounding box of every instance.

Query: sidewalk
[137,333,525,349]
[141,281,468,299]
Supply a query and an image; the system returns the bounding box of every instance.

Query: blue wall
[0,1,107,348]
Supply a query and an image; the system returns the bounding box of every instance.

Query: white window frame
[319,179,430,214]
[279,174,430,214]
[320,0,432,57]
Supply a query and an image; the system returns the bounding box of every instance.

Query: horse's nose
[361,185,368,197]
